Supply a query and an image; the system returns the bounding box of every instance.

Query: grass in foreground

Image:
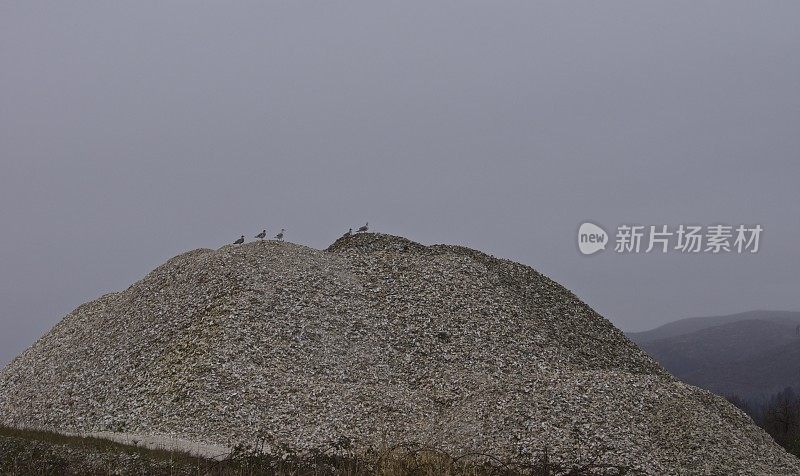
[0,425,639,475]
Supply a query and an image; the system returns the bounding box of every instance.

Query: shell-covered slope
[0,233,797,474]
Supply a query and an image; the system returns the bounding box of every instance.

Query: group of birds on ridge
[233,222,369,245]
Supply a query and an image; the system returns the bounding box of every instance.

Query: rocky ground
[0,233,798,475]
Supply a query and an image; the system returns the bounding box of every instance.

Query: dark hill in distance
[628,312,800,401]
[627,310,800,344]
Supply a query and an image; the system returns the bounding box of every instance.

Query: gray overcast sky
[2,1,799,365]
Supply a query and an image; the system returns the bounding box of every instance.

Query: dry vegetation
[0,425,639,475]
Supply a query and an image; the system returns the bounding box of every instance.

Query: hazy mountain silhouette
[628,311,800,400]
[627,311,800,344]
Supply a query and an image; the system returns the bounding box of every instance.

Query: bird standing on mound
[255,230,266,240]
[234,235,245,245]
[275,229,285,241]
[357,222,369,233]
[342,228,352,238]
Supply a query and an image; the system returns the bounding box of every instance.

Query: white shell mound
[1,233,797,475]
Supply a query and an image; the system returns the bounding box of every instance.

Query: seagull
[255,229,266,240]
[234,235,245,245]
[342,228,352,238]
[357,222,369,233]
[275,229,285,241]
